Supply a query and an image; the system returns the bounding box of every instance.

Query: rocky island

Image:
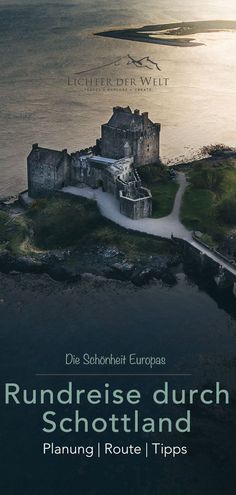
[0,108,235,289]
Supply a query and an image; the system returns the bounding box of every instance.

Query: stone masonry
[100,106,161,167]
[27,107,159,219]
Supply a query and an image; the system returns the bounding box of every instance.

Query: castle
[100,106,161,167]
[27,107,161,219]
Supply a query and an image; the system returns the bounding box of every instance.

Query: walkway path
[62,173,236,278]
[190,239,236,277]
[62,173,192,241]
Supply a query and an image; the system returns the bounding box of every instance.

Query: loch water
[0,270,235,494]
[1,0,236,194]
[1,0,236,492]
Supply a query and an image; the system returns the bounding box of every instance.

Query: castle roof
[28,145,68,168]
[106,106,155,131]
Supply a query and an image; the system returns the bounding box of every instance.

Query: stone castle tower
[100,106,161,167]
[26,106,160,220]
[27,144,71,197]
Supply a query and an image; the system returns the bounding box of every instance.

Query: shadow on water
[182,261,236,320]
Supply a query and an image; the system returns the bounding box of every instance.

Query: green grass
[151,181,179,218]
[181,157,236,242]
[0,211,29,254]
[86,225,175,259]
[138,163,179,218]
[181,188,215,231]
[0,192,178,259]
[27,195,102,249]
[222,167,236,195]
[25,194,175,257]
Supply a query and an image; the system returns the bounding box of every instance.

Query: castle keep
[100,106,161,167]
[27,107,160,219]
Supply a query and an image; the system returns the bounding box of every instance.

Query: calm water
[0,272,236,493]
[1,0,236,195]
[1,1,236,492]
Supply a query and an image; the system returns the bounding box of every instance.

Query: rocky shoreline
[0,245,181,286]
[0,194,183,286]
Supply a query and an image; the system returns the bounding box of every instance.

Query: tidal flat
[96,20,236,48]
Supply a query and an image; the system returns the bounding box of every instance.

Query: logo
[67,54,169,93]
[73,54,162,76]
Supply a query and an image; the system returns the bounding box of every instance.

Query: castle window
[147,145,150,152]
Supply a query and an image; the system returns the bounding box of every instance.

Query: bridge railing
[192,233,236,268]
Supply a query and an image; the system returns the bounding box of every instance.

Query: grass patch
[138,163,179,218]
[25,194,175,257]
[181,188,215,231]
[181,157,236,242]
[201,233,216,247]
[222,167,236,195]
[27,195,102,249]
[151,181,179,218]
[86,225,175,259]
[0,211,29,254]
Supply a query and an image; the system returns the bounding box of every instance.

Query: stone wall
[71,155,103,188]
[28,147,70,197]
[119,188,152,219]
[101,126,126,160]
[134,125,160,167]
[101,125,160,167]
[102,169,116,195]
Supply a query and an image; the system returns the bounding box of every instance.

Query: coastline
[95,31,204,48]
[95,20,236,48]
[1,156,236,285]
[0,227,181,286]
